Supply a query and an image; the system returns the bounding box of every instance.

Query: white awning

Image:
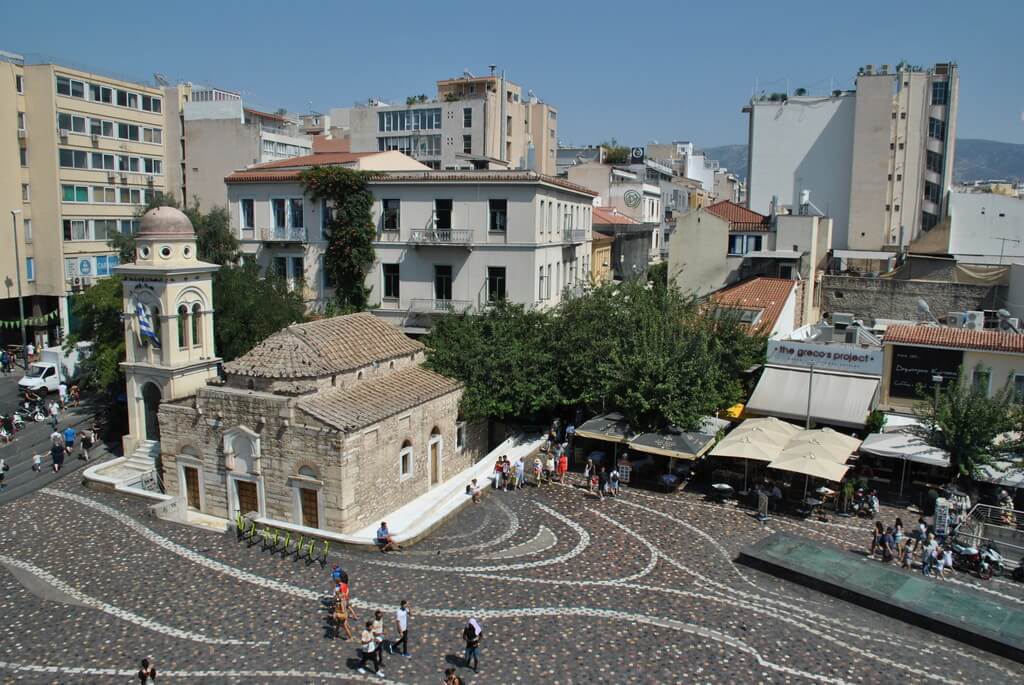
[860,432,950,468]
[746,366,879,429]
[832,249,897,261]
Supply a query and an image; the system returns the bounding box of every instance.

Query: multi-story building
[745,62,959,251]
[343,70,558,175]
[1,51,171,345]
[646,142,717,194]
[181,85,312,210]
[224,155,595,332]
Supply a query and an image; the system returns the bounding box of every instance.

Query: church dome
[138,206,195,238]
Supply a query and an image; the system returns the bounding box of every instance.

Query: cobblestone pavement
[1,467,1022,684]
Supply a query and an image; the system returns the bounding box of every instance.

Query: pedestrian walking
[462,618,482,672]
[32,452,43,472]
[48,400,59,429]
[137,657,156,684]
[596,467,607,501]
[371,609,387,667]
[58,382,68,408]
[515,459,525,490]
[357,620,381,676]
[493,457,504,490]
[62,425,77,461]
[80,426,94,461]
[584,458,594,491]
[0,458,8,490]
[609,467,621,496]
[0,349,10,373]
[557,451,568,484]
[69,384,80,407]
[26,342,35,362]
[393,599,411,657]
[333,593,353,640]
[50,442,64,472]
[532,457,543,486]
[501,457,512,492]
[900,541,913,569]
[544,453,555,484]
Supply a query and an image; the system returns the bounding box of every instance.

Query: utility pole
[10,209,28,368]
[805,365,814,429]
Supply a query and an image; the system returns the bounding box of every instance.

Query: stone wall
[158,382,486,534]
[821,275,1005,320]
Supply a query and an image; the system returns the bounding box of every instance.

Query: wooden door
[300,488,319,528]
[235,480,258,515]
[430,441,440,485]
[183,466,200,510]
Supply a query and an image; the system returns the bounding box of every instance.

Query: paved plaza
[2,461,1023,684]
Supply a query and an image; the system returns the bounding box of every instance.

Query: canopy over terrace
[709,417,800,490]
[860,430,951,496]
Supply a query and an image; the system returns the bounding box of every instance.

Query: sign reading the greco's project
[767,340,883,376]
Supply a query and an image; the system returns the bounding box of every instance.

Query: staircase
[90,440,162,491]
[124,440,160,473]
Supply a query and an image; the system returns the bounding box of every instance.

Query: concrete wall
[186,118,261,211]
[669,209,729,296]
[747,96,856,248]
[947,191,1024,260]
[847,75,894,250]
[159,381,484,534]
[821,274,1004,319]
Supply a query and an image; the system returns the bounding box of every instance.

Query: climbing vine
[299,167,377,312]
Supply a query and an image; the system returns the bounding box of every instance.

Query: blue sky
[4,0,1022,146]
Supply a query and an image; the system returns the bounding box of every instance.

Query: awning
[628,430,715,461]
[746,366,879,428]
[574,412,633,443]
[768,451,851,482]
[710,416,801,462]
[976,461,1024,488]
[860,432,950,468]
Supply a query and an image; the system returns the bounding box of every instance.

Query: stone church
[115,206,484,533]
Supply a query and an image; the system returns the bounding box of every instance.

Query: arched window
[177,304,188,348]
[399,439,413,480]
[191,303,202,347]
[298,465,318,479]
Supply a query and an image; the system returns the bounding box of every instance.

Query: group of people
[868,516,954,579]
[45,423,96,473]
[583,459,620,499]
[328,565,480,680]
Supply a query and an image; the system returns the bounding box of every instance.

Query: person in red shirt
[557,452,569,484]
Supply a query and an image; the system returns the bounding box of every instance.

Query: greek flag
[136,302,161,348]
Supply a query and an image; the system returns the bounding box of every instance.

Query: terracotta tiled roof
[312,136,350,154]
[246,151,376,171]
[705,200,772,232]
[592,206,640,225]
[298,366,462,432]
[711,277,796,335]
[223,313,423,379]
[592,231,615,243]
[884,324,1024,353]
[244,107,291,122]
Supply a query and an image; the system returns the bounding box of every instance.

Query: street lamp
[10,209,28,369]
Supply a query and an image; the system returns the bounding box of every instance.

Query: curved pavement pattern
[0,467,1021,683]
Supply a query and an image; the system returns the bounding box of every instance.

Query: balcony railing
[260,226,307,242]
[409,229,473,245]
[563,228,587,243]
[409,298,473,314]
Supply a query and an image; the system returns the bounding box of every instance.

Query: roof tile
[884,324,1024,353]
[298,366,461,432]
[705,200,772,232]
[593,206,641,225]
[223,313,423,379]
[711,277,796,334]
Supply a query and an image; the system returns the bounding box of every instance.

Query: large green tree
[299,167,376,311]
[915,368,1020,480]
[65,275,125,391]
[213,261,306,362]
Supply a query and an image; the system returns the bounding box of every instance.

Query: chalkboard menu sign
[889,345,963,399]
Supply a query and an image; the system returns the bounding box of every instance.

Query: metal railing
[260,226,307,242]
[409,298,472,314]
[409,229,472,245]
[563,228,587,243]
[954,503,1023,571]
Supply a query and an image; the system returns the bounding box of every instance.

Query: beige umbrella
[788,428,862,454]
[768,449,852,499]
[710,431,785,491]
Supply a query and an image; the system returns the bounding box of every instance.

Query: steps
[86,440,160,490]
[123,439,160,472]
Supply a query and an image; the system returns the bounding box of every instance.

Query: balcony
[260,226,307,243]
[409,229,473,246]
[563,228,587,243]
[409,298,473,314]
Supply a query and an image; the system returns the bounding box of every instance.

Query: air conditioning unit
[999,317,1020,332]
[119,172,128,182]
[58,128,69,140]
[107,172,117,183]
[146,174,155,184]
[72,276,82,287]
[832,312,855,328]
[964,310,984,331]
[91,133,100,144]
[946,312,966,328]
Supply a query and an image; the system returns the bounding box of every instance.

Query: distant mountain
[953,139,1024,183]
[701,139,1024,185]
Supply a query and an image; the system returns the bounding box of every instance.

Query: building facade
[343,72,558,175]
[1,51,172,346]
[224,158,595,330]
[158,313,486,534]
[745,62,958,251]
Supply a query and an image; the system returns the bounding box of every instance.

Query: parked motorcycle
[952,541,993,580]
[979,542,1006,578]
[851,488,877,518]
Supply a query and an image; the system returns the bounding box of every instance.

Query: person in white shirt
[58,382,68,407]
[392,599,411,657]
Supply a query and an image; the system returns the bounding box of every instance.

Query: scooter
[16,403,46,422]
[851,489,877,518]
[979,542,1006,578]
[951,541,993,580]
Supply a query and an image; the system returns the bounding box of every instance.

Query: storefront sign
[767,340,883,375]
[889,345,963,399]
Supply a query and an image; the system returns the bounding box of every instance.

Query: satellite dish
[917,299,931,315]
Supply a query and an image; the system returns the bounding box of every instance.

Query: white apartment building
[225,159,595,332]
[745,62,959,251]
[341,71,558,175]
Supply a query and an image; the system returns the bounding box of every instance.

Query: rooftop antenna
[916,299,938,324]
[463,68,475,78]
[153,73,169,87]
[488,64,496,76]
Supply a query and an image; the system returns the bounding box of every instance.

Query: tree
[65,275,125,391]
[915,368,1018,480]
[213,261,306,362]
[113,193,240,265]
[602,139,630,164]
[299,167,376,311]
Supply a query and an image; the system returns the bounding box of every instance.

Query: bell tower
[115,206,221,464]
